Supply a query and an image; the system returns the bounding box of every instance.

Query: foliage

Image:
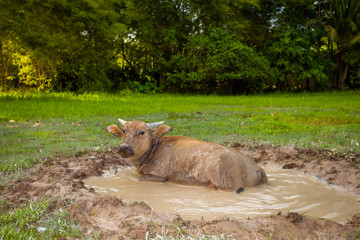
[307,0,360,90]
[0,40,17,92]
[0,0,359,93]
[264,27,330,91]
[167,28,272,94]
[347,45,360,88]
[130,81,163,93]
[13,49,54,91]
[0,0,127,92]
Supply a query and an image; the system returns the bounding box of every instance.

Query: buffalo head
[106,118,172,160]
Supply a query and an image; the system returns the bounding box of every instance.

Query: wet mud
[84,166,360,224]
[1,144,360,239]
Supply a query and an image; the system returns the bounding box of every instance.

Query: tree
[239,0,319,50]
[122,0,197,88]
[167,28,272,94]
[188,0,259,32]
[308,0,360,89]
[264,27,329,91]
[347,44,360,88]
[1,0,359,93]
[0,0,127,92]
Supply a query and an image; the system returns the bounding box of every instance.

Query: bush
[263,27,330,92]
[166,27,273,94]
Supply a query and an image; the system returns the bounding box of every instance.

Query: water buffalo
[106,119,267,193]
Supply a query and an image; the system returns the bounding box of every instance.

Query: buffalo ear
[153,125,172,137]
[106,124,124,138]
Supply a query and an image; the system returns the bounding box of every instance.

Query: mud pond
[84,166,360,224]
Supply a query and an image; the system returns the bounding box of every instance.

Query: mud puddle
[2,146,360,239]
[85,166,360,224]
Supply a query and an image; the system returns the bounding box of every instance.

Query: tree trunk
[0,40,8,92]
[0,41,4,91]
[334,51,348,90]
[318,0,323,17]
[338,53,348,90]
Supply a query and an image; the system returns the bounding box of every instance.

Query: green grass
[1,91,359,175]
[0,198,84,239]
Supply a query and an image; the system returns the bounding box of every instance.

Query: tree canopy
[0,0,359,93]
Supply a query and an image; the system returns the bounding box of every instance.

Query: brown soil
[1,145,360,239]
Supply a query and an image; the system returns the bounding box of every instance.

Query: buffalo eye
[139,131,145,135]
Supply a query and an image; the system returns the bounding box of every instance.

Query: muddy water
[84,166,360,223]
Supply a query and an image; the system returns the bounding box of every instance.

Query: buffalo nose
[118,144,134,155]
[119,144,129,151]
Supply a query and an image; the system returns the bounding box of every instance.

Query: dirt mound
[1,145,360,239]
[1,150,129,206]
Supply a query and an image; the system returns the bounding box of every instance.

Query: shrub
[166,27,272,94]
[263,27,330,91]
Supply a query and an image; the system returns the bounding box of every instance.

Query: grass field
[1,91,359,175]
[0,90,359,239]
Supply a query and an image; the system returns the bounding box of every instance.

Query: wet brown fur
[106,121,267,192]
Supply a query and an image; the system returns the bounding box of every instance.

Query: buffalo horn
[147,121,164,128]
[118,118,127,126]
